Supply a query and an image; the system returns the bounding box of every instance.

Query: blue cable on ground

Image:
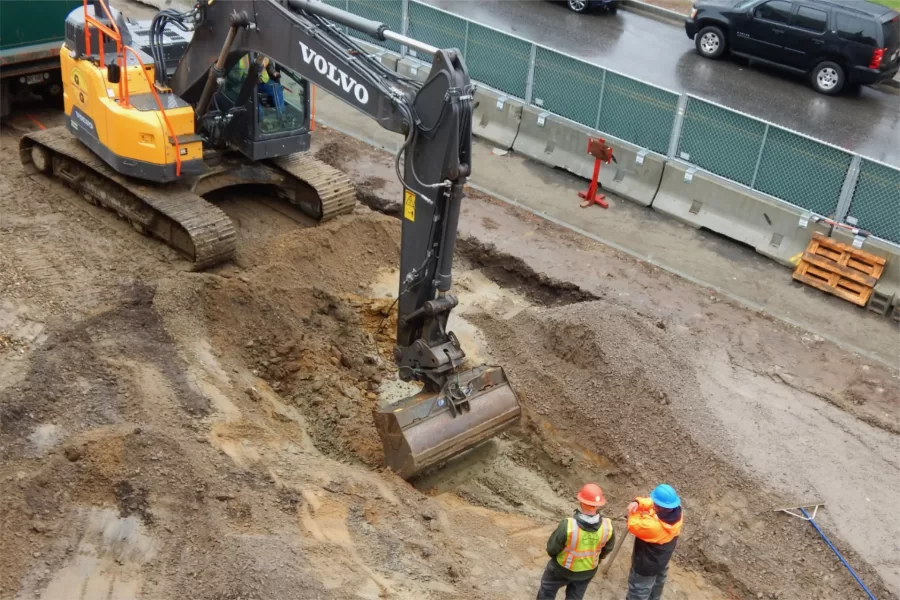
[799,507,876,600]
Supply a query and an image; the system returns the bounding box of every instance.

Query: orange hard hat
[576,483,606,507]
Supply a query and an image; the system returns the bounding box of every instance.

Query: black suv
[685,0,900,94]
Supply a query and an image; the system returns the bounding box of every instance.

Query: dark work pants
[625,565,668,600]
[536,560,593,600]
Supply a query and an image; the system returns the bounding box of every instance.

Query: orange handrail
[80,0,183,177]
[83,0,126,103]
[123,45,183,177]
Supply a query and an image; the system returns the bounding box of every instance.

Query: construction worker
[236,54,285,117]
[536,483,615,600]
[625,484,683,600]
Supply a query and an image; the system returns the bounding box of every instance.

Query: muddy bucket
[373,366,521,479]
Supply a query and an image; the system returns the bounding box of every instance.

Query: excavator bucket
[374,366,521,479]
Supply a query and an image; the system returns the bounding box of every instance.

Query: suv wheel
[811,61,845,95]
[696,26,726,59]
[568,0,590,13]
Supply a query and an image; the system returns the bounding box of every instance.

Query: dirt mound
[476,300,891,600]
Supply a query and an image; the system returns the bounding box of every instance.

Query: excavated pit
[153,212,888,599]
[2,109,895,600]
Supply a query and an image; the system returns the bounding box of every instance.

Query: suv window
[835,12,879,46]
[883,15,899,51]
[794,6,827,33]
[754,0,792,24]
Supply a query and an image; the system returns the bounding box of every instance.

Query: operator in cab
[236,53,285,118]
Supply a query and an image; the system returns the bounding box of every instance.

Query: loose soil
[1,101,897,600]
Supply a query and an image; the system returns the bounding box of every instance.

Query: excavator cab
[208,53,310,160]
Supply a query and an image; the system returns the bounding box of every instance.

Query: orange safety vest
[627,497,683,544]
[556,517,612,572]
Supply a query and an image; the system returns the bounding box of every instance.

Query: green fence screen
[597,73,678,155]
[315,0,900,247]
[407,2,467,63]
[848,160,900,245]
[465,24,530,99]
[677,98,766,186]
[753,128,850,217]
[346,0,403,53]
[531,47,603,127]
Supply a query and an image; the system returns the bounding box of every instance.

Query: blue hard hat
[650,484,681,509]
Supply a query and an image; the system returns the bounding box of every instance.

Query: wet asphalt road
[423,0,900,167]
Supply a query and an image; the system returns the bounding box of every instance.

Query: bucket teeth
[374,366,521,479]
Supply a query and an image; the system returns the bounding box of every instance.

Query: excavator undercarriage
[21,128,355,268]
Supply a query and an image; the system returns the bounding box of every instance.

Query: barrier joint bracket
[684,167,697,183]
[635,149,648,167]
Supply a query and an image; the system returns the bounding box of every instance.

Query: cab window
[754,0,792,24]
[793,6,827,33]
[836,13,879,46]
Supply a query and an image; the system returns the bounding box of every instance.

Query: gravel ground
[2,85,897,600]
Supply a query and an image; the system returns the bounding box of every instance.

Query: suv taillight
[870,48,886,69]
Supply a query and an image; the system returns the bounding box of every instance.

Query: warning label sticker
[403,189,416,222]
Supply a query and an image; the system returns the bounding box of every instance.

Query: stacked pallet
[792,233,886,307]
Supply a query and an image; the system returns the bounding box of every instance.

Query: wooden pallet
[792,233,886,307]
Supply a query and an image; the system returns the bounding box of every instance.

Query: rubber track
[21,127,236,270]
[272,152,357,221]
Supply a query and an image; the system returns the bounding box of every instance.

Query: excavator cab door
[209,53,312,160]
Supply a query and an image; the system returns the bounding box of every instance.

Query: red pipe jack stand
[578,138,614,209]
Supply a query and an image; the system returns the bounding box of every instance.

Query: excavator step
[20,127,237,270]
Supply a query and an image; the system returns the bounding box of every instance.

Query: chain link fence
[465,23,530,99]
[677,97,765,186]
[753,127,852,218]
[321,0,900,247]
[406,1,466,63]
[346,0,403,52]
[848,160,900,244]
[598,72,678,155]
[531,47,604,127]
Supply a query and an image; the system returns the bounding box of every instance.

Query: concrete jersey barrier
[653,161,832,267]
[472,87,522,150]
[512,105,665,207]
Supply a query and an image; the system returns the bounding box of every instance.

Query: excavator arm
[169,0,520,478]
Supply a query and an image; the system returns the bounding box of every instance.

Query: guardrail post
[400,0,409,57]
[835,155,861,222]
[749,123,769,189]
[666,94,688,159]
[594,69,607,130]
[524,44,536,105]
[463,21,470,58]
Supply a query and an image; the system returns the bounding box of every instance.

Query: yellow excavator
[19,0,521,478]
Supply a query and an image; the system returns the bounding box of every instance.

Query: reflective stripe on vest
[237,55,269,83]
[556,517,612,572]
